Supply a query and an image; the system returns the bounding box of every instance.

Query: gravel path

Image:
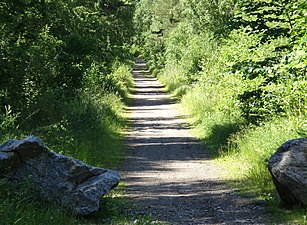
[122,59,268,224]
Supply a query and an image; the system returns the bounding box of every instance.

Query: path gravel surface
[122,59,268,225]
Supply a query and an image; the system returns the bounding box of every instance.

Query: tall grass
[155,26,307,224]
[180,30,306,189]
[218,117,303,191]
[158,62,188,93]
[0,62,160,224]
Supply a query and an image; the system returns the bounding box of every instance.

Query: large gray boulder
[268,138,307,208]
[0,136,120,215]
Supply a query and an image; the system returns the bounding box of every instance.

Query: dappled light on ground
[122,59,268,224]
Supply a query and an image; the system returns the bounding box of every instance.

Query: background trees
[0,0,135,132]
[0,0,306,223]
[134,0,306,130]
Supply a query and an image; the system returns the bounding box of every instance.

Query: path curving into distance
[122,59,268,224]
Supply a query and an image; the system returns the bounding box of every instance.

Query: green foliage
[0,59,139,224]
[179,0,234,36]
[109,62,134,99]
[0,0,134,120]
[0,0,138,224]
[134,0,307,223]
[232,0,291,40]
[133,0,180,72]
[0,105,20,140]
[0,0,136,134]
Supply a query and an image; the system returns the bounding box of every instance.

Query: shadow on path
[122,59,268,225]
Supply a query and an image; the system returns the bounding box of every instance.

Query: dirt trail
[122,59,268,224]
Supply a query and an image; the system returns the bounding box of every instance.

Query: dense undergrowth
[0,0,151,224]
[1,0,306,224]
[134,0,306,223]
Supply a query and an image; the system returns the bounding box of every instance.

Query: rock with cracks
[268,138,307,208]
[0,136,120,215]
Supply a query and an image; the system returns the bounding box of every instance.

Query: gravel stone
[122,59,268,225]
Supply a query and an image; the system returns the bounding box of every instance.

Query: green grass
[215,116,307,224]
[268,204,307,225]
[0,62,160,225]
[187,110,307,223]
[182,85,307,223]
[0,180,160,225]
[217,117,299,187]
[157,62,307,224]
[157,62,188,93]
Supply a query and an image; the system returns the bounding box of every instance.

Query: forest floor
[121,59,269,224]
